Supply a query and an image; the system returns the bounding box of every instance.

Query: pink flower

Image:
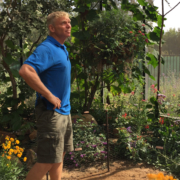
[142,24,145,26]
[154,88,157,93]
[151,84,155,89]
[145,38,148,43]
[141,33,145,36]
[129,31,133,33]
[138,30,142,33]
[131,91,134,95]
[135,34,137,37]
[173,94,175,97]
[167,113,170,116]
[142,99,146,102]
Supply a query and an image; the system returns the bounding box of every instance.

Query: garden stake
[106,110,110,172]
[46,172,48,180]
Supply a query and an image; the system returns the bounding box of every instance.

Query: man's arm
[19,64,61,110]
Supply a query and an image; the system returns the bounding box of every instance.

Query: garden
[0,0,180,180]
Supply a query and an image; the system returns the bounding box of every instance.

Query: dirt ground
[42,159,164,180]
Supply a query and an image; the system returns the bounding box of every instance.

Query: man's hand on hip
[46,94,61,110]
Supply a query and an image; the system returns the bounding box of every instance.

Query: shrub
[0,136,27,180]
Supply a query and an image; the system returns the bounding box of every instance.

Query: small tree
[69,2,148,112]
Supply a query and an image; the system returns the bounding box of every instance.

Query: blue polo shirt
[24,36,71,115]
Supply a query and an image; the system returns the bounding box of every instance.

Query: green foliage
[70,6,150,111]
[0,155,26,180]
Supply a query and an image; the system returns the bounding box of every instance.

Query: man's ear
[48,24,55,33]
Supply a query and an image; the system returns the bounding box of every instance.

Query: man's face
[50,16,71,39]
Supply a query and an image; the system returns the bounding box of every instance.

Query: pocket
[37,134,51,156]
[37,133,62,157]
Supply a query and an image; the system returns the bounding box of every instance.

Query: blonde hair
[46,11,70,27]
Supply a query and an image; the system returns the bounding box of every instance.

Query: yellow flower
[9,149,14,153]
[15,140,20,144]
[3,146,7,150]
[8,151,12,155]
[169,176,174,180]
[16,146,19,150]
[7,145,11,149]
[10,138,14,142]
[6,156,11,160]
[2,154,4,157]
[5,136,9,140]
[19,148,24,153]
[7,164,9,167]
[8,141,11,144]
[13,150,17,154]
[23,157,27,162]
[17,153,22,158]
[147,174,156,179]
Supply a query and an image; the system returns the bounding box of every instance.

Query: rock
[71,114,98,126]
[0,131,16,144]
[29,130,37,141]
[26,149,37,169]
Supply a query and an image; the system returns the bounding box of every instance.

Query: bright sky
[154,0,180,32]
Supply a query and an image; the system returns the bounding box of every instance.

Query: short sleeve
[24,45,54,74]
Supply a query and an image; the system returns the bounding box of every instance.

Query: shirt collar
[47,35,67,49]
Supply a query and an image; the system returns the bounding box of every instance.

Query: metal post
[143,5,146,100]
[99,1,104,104]
[20,1,23,67]
[46,172,49,180]
[106,110,110,172]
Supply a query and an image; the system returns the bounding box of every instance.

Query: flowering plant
[65,119,107,167]
[147,172,177,180]
[0,135,27,180]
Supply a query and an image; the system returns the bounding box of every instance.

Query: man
[19,11,73,180]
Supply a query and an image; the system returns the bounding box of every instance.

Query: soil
[42,159,164,180]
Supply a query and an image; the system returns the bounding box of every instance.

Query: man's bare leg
[49,152,66,180]
[25,163,53,180]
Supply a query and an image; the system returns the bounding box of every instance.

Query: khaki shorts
[35,98,74,163]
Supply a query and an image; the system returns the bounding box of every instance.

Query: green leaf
[147,53,158,68]
[154,27,162,38]
[147,113,155,119]
[137,0,147,6]
[72,31,90,40]
[5,40,15,49]
[161,56,165,64]
[146,105,152,109]
[73,6,88,13]
[86,10,99,21]
[71,17,79,27]
[11,69,20,77]
[3,53,14,65]
[150,97,156,104]
[0,114,12,123]
[133,12,144,21]
[157,15,162,28]
[148,32,160,42]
